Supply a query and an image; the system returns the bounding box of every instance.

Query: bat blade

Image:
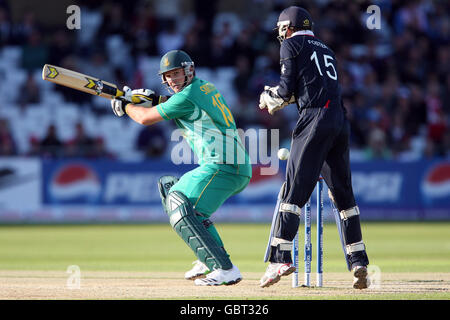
[42,64,126,100]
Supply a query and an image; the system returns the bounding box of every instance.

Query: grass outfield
[0,222,449,299]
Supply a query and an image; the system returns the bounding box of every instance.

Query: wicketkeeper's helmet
[276,6,313,43]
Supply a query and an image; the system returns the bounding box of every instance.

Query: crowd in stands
[0,0,448,161]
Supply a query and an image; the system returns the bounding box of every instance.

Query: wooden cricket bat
[42,64,140,103]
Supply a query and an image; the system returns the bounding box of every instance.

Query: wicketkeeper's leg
[320,119,369,269]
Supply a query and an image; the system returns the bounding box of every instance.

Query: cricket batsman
[258,6,370,289]
[110,50,252,286]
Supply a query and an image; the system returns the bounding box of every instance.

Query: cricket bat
[42,64,141,103]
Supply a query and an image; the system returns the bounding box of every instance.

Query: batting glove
[111,97,129,117]
[126,86,161,107]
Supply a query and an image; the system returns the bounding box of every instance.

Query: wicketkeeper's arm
[277,40,297,102]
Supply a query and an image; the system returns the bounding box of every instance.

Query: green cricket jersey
[156,77,252,178]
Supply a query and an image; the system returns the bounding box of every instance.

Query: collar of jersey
[291,30,315,38]
[190,76,199,85]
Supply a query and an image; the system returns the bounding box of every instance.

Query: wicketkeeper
[110,50,252,286]
[259,6,370,289]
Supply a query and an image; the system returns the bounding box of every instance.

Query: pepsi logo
[422,162,450,198]
[50,163,101,201]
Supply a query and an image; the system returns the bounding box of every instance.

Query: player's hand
[122,86,133,102]
[111,98,129,117]
[259,86,288,115]
[127,87,157,107]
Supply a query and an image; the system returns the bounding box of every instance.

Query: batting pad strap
[340,206,360,220]
[280,203,301,216]
[345,241,365,254]
[158,175,179,214]
[270,237,293,251]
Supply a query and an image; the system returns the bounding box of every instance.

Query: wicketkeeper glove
[259,86,294,115]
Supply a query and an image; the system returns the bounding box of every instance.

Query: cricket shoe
[260,263,296,288]
[352,266,369,289]
[185,260,210,280]
[194,265,242,286]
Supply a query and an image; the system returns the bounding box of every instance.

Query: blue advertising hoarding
[40,158,450,221]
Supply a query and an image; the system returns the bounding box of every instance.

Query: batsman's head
[159,50,195,93]
[276,6,313,43]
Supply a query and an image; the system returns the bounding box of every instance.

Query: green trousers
[170,163,250,247]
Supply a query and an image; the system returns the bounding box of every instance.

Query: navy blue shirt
[278,32,341,110]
